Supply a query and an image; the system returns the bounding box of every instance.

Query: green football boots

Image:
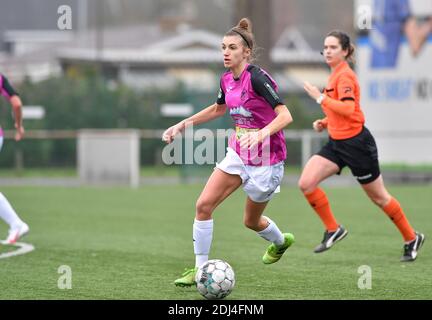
[262,233,295,264]
[174,232,294,287]
[174,267,198,287]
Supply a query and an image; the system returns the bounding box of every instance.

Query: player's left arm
[251,69,293,134]
[239,104,292,149]
[261,104,292,136]
[240,72,292,148]
[1,75,24,141]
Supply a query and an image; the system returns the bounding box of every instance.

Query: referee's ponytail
[327,30,356,64]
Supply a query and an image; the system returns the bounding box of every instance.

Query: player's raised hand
[303,81,321,100]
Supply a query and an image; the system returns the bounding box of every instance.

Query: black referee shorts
[317,126,381,184]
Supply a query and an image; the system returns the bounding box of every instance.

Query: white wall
[77,129,140,187]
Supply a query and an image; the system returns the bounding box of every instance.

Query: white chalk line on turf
[0,241,35,259]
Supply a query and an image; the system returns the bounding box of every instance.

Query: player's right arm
[10,95,25,141]
[162,103,227,144]
[163,80,228,144]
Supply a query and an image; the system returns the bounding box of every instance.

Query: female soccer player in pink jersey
[163,18,294,286]
[0,73,29,244]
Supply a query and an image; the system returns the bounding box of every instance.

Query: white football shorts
[216,147,284,203]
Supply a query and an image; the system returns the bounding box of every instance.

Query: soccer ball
[195,259,235,300]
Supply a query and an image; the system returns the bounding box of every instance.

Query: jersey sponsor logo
[344,87,353,94]
[230,105,252,118]
[264,82,279,100]
[235,126,258,140]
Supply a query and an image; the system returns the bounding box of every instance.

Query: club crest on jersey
[240,89,247,101]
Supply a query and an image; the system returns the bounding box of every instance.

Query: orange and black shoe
[401,232,425,262]
[314,225,348,253]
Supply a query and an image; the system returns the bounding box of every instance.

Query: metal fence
[2,129,432,171]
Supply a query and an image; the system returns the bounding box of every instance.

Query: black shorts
[317,127,381,184]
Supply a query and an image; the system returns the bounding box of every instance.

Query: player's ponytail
[346,43,356,64]
[238,18,252,34]
[225,17,257,62]
[327,30,356,64]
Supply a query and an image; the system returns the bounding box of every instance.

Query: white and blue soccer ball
[195,259,235,300]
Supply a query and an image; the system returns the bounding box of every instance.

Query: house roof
[57,26,324,65]
[0,24,326,85]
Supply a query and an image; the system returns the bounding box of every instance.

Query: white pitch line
[0,241,35,259]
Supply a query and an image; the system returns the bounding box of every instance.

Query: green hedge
[0,72,320,167]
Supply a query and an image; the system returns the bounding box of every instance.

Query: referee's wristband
[316,94,326,104]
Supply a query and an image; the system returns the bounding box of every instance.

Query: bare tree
[233,0,273,71]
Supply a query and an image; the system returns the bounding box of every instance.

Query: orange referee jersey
[321,61,365,140]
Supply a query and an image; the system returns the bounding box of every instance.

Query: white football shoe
[6,222,30,244]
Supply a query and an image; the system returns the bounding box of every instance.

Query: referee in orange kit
[299,30,424,262]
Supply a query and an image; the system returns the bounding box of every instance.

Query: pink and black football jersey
[0,74,18,138]
[0,74,18,101]
[216,64,287,166]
